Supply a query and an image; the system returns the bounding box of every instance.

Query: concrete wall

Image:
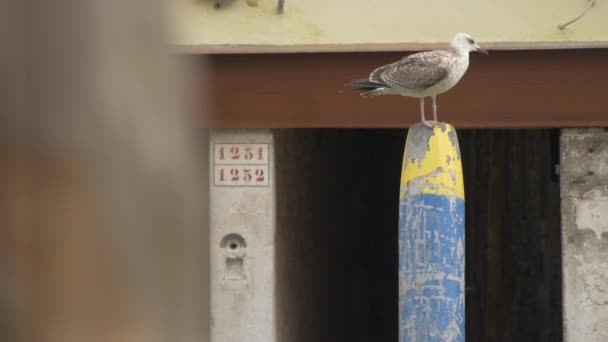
[172,0,608,50]
[209,129,276,342]
[561,128,608,342]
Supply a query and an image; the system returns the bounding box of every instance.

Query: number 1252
[216,166,268,186]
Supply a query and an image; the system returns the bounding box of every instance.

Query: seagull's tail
[347,79,390,98]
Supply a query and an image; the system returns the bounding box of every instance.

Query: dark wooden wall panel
[460,129,563,342]
[204,50,608,128]
[461,130,492,342]
[275,129,403,342]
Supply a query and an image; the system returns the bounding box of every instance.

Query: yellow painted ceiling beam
[171,0,608,52]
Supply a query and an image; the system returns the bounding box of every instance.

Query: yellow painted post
[399,123,465,341]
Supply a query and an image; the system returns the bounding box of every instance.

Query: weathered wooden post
[399,123,465,341]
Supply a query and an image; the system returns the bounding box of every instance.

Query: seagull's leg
[420,97,435,128]
[432,95,438,122]
[419,97,426,124]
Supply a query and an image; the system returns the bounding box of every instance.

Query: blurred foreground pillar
[0,1,209,342]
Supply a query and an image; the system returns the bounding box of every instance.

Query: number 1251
[218,146,265,162]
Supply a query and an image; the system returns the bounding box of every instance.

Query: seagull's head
[450,33,488,56]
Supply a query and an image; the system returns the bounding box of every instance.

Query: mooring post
[399,123,465,341]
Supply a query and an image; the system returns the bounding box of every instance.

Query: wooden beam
[203,49,608,128]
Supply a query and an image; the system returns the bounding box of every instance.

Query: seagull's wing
[368,63,393,85]
[374,51,450,90]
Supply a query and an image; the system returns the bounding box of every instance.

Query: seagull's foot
[422,120,438,128]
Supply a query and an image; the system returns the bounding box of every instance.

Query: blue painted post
[398,123,465,341]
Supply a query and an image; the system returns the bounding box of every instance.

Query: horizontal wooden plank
[203,49,608,128]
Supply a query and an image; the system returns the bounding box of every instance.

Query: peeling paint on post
[399,123,465,341]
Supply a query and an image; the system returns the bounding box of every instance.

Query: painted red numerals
[217,166,266,186]
[214,143,269,187]
[216,145,267,163]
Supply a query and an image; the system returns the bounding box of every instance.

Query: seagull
[349,33,487,127]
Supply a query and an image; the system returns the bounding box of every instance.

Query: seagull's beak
[475,44,488,55]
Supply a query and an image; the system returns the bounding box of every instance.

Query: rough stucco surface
[561,128,608,342]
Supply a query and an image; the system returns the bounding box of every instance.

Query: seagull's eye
[466,38,475,44]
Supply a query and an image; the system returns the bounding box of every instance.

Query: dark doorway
[460,129,563,342]
[274,128,562,342]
